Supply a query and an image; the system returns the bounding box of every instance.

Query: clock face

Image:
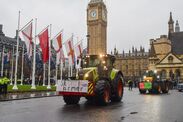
[90,10,97,18]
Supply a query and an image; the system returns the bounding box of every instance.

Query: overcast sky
[0,0,183,53]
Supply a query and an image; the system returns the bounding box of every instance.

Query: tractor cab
[82,54,115,78]
[83,54,115,68]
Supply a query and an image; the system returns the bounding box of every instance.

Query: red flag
[38,28,49,63]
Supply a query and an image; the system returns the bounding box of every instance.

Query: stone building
[0,24,26,78]
[148,12,183,82]
[114,47,149,81]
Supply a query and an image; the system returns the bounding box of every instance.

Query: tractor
[57,54,124,105]
[138,70,169,94]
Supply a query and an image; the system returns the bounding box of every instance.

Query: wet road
[0,88,183,122]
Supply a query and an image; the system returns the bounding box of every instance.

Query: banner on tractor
[57,80,88,93]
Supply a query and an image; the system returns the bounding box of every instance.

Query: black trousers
[0,84,3,95]
[0,84,7,94]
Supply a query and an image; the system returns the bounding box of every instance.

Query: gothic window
[168,56,173,63]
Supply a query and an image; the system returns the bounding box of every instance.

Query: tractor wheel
[148,89,153,94]
[95,80,111,106]
[139,89,146,94]
[153,82,161,94]
[157,85,162,94]
[85,96,94,102]
[111,75,124,102]
[162,82,169,93]
[63,96,80,105]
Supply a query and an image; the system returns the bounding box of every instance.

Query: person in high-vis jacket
[3,77,10,94]
[0,77,10,95]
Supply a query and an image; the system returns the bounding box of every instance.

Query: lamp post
[86,34,90,54]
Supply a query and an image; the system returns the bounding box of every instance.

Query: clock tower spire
[87,0,107,55]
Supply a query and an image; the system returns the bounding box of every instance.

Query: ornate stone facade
[149,12,183,82]
[114,47,149,81]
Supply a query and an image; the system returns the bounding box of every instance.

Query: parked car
[177,83,183,92]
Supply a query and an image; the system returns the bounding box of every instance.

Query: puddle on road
[130,112,138,114]
[120,112,138,121]
[121,116,125,120]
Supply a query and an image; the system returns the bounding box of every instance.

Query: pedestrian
[0,78,3,95]
[2,77,10,95]
[128,79,133,91]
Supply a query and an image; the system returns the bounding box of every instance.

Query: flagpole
[10,46,14,85]
[43,63,45,86]
[68,59,70,78]
[60,57,63,82]
[13,11,21,90]
[20,45,24,85]
[71,35,74,77]
[55,54,58,86]
[31,18,37,89]
[1,45,4,77]
[47,24,51,89]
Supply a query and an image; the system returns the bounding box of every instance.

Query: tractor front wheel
[95,80,111,106]
[63,96,80,105]
[139,89,146,94]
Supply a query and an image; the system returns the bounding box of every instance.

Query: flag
[38,28,49,63]
[56,48,65,64]
[21,22,33,57]
[65,36,74,64]
[74,40,83,58]
[52,33,62,53]
[52,32,63,65]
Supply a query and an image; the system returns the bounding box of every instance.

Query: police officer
[2,77,10,94]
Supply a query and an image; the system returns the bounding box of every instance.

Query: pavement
[0,91,59,101]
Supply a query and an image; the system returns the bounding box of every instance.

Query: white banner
[57,80,88,93]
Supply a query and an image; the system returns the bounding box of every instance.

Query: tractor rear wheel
[111,75,124,102]
[153,82,161,94]
[95,80,110,106]
[63,96,80,105]
[162,82,169,93]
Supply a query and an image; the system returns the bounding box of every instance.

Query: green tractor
[138,70,169,94]
[57,54,124,105]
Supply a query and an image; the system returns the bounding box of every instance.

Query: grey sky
[0,0,183,53]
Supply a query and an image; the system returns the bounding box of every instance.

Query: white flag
[65,36,74,64]
[74,40,83,58]
[21,22,33,57]
[52,33,62,53]
[56,48,65,65]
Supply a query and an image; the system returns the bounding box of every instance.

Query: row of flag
[21,21,83,66]
[8,16,84,89]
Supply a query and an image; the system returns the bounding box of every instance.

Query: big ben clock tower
[87,0,107,55]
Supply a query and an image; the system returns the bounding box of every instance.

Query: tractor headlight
[84,73,89,78]
[103,66,108,70]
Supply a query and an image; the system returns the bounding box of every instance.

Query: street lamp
[86,34,90,54]
[154,70,157,74]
